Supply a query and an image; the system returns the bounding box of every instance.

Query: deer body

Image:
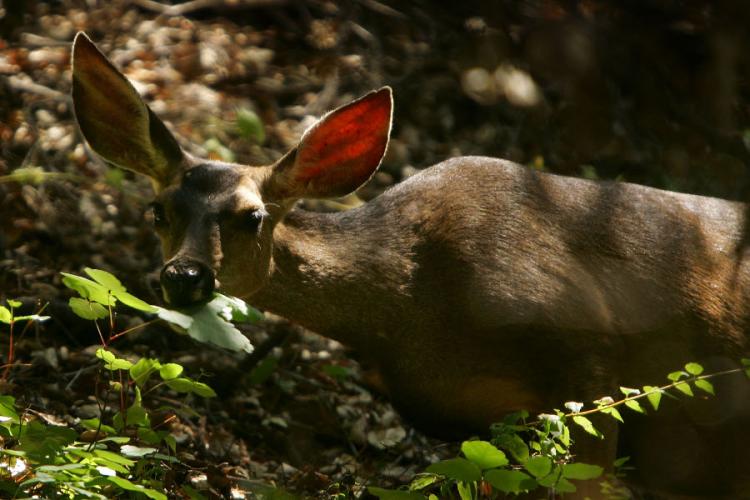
[71,33,750,496]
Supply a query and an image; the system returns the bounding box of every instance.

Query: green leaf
[460,440,508,470]
[120,444,157,458]
[684,362,704,376]
[409,474,439,491]
[667,370,687,382]
[0,396,19,424]
[600,407,623,423]
[69,297,109,320]
[624,400,646,414]
[643,386,662,411]
[6,299,21,308]
[93,449,136,466]
[367,487,425,500]
[159,363,183,381]
[165,378,216,398]
[155,307,193,329]
[84,268,126,293]
[249,356,279,385]
[694,379,715,395]
[96,349,133,371]
[61,273,116,306]
[524,456,552,478]
[619,386,640,396]
[493,432,530,463]
[425,458,481,483]
[674,381,693,396]
[484,469,537,493]
[457,481,473,500]
[562,462,604,480]
[106,476,167,500]
[17,421,77,460]
[235,108,266,144]
[80,418,116,435]
[572,416,603,439]
[113,290,158,313]
[129,358,161,388]
[0,306,11,323]
[182,298,255,353]
[554,477,577,493]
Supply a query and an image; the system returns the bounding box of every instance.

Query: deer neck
[249,208,415,348]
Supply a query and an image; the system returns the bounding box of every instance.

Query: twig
[130,0,289,16]
[6,75,65,100]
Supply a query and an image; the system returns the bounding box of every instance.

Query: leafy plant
[369,361,750,499]
[0,268,265,497]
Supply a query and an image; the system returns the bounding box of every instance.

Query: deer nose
[160,260,215,307]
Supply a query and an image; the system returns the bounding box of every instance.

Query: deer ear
[71,32,183,190]
[269,87,393,200]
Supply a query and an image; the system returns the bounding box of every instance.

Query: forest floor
[1,0,749,498]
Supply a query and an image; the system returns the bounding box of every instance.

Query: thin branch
[130,0,289,16]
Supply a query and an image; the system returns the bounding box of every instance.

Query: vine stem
[529,367,747,426]
[109,319,159,342]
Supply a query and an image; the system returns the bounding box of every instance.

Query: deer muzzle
[160,259,215,307]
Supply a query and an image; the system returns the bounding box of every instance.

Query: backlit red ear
[271,87,393,199]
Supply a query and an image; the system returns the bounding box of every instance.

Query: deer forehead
[163,161,267,213]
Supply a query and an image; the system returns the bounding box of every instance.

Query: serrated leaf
[684,362,704,375]
[572,416,603,439]
[426,458,481,483]
[61,273,116,306]
[674,381,693,396]
[624,400,646,414]
[694,379,715,395]
[643,386,662,411]
[69,297,109,320]
[84,268,126,293]
[159,363,183,380]
[460,440,508,470]
[484,469,537,493]
[562,462,604,480]
[524,456,552,478]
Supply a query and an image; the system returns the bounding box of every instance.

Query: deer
[70,32,750,497]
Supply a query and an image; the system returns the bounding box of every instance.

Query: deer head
[71,32,393,307]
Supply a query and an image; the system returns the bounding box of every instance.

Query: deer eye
[243,209,265,233]
[150,203,168,227]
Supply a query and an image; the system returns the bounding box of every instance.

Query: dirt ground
[2,0,750,497]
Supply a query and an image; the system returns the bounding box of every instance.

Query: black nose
[160,260,215,307]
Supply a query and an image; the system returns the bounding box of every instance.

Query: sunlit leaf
[158,363,183,381]
[0,306,11,324]
[684,362,704,376]
[674,381,693,396]
[106,476,167,500]
[84,268,126,293]
[129,358,161,388]
[96,349,132,371]
[694,379,714,395]
[69,297,109,320]
[6,299,21,308]
[461,440,508,470]
[624,400,646,414]
[367,487,425,500]
[572,416,602,439]
[643,386,662,411]
[120,444,157,458]
[61,273,115,306]
[600,407,623,423]
[667,370,687,382]
[113,290,157,313]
